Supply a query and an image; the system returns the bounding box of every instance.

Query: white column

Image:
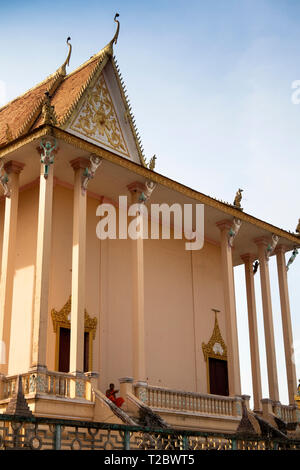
[0,161,24,374]
[127,182,148,384]
[31,159,54,369]
[255,237,279,402]
[276,245,297,404]
[241,253,262,411]
[69,157,89,375]
[217,220,241,396]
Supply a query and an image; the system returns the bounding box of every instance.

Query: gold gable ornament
[202,309,227,362]
[70,74,129,157]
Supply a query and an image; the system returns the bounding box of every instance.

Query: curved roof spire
[57,37,72,76]
[102,13,120,56]
[112,13,120,45]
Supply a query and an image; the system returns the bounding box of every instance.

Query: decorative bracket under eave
[228,217,242,247]
[82,154,103,194]
[37,136,58,179]
[286,247,299,271]
[266,234,279,261]
[138,180,157,204]
[0,160,10,197]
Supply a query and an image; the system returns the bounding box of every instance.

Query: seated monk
[106,383,124,408]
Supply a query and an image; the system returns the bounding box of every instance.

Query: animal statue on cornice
[228,218,242,247]
[0,160,10,197]
[296,219,300,236]
[233,188,243,209]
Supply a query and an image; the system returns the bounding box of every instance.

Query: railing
[135,384,241,417]
[2,371,92,401]
[0,413,298,450]
[273,403,296,424]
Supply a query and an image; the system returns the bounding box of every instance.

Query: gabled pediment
[67,71,129,158]
[61,58,146,166]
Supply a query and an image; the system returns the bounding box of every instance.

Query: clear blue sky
[1,0,300,405]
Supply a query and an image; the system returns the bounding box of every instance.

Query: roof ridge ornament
[41,91,58,125]
[57,36,72,76]
[112,13,120,45]
[103,13,120,56]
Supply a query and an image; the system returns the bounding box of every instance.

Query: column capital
[4,161,25,175]
[127,181,147,194]
[254,236,269,247]
[274,244,289,255]
[240,253,257,263]
[127,180,156,204]
[216,219,233,231]
[119,377,134,384]
[70,157,90,171]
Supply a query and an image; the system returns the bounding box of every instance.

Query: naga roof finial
[112,13,120,45]
[103,13,120,56]
[57,37,72,76]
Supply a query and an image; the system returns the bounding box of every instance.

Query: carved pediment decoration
[202,310,227,361]
[51,295,97,339]
[69,74,129,157]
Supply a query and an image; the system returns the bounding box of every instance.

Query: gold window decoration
[202,309,228,394]
[51,296,97,372]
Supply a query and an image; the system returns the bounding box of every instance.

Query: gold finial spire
[103,13,120,56]
[112,13,120,45]
[57,37,72,76]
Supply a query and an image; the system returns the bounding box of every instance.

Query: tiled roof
[0,74,59,145]
[0,17,147,167]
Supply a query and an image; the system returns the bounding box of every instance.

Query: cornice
[0,125,300,247]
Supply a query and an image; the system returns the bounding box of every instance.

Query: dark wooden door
[209,358,229,396]
[84,331,89,373]
[58,327,70,373]
[58,328,90,373]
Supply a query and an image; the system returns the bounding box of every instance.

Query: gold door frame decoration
[51,296,97,372]
[202,309,227,394]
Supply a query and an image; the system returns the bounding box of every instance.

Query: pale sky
[1,0,299,406]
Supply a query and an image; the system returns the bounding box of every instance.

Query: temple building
[0,15,299,434]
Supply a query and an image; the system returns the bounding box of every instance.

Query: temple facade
[0,16,299,434]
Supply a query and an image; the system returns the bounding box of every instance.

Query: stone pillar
[275,245,297,404]
[261,398,273,418]
[31,157,54,370]
[69,158,89,375]
[241,253,262,411]
[127,182,149,384]
[119,377,134,412]
[216,220,241,396]
[0,161,24,374]
[255,237,279,402]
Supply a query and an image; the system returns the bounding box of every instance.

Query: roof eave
[1,124,298,248]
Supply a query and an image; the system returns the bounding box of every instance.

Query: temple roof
[0,15,147,167]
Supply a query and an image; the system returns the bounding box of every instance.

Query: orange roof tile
[0,75,58,146]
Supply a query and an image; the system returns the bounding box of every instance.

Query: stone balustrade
[272,402,298,424]
[1,370,93,402]
[134,383,242,417]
